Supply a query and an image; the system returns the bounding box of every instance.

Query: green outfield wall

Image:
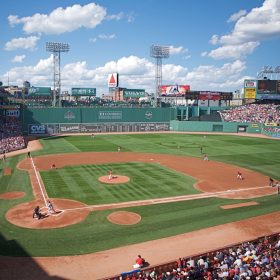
[170,120,262,134]
[22,107,176,135]
[19,106,279,137]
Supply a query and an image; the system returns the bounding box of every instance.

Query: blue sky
[0,0,279,96]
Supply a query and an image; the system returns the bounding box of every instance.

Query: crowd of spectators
[0,117,25,153]
[112,234,280,280]
[263,127,280,134]
[219,104,279,124]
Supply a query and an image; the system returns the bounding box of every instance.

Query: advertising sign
[257,80,277,94]
[244,80,257,88]
[185,91,199,100]
[199,91,220,101]
[245,88,256,99]
[71,88,96,96]
[28,87,52,96]
[59,124,80,133]
[159,85,190,96]
[28,124,47,135]
[108,73,119,88]
[220,92,233,100]
[98,111,122,120]
[123,89,145,98]
[5,109,20,117]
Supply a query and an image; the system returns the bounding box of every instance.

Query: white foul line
[30,156,48,207]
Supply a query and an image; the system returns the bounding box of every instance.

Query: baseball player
[237,171,243,180]
[108,170,113,180]
[47,200,56,214]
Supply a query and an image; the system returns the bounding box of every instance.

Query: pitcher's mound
[0,191,25,200]
[6,198,90,229]
[107,211,141,225]
[99,175,130,184]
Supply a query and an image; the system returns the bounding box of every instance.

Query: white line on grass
[30,157,48,207]
[61,185,271,212]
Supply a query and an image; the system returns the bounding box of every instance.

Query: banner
[28,124,47,135]
[245,88,256,99]
[160,85,190,96]
[71,88,96,96]
[199,91,220,101]
[264,123,278,127]
[123,89,145,98]
[98,111,122,120]
[28,87,52,96]
[244,80,257,88]
[5,109,20,117]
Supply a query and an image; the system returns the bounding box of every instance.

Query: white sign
[244,80,257,88]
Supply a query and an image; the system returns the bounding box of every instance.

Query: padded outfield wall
[170,120,263,134]
[22,107,176,135]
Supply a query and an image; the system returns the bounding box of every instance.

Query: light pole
[46,42,70,107]
[150,45,169,107]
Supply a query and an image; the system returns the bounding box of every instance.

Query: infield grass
[0,133,280,257]
[41,162,198,204]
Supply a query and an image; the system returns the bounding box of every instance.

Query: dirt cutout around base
[3,168,12,176]
[0,191,25,200]
[221,201,259,209]
[99,175,130,184]
[107,211,141,225]
[6,198,90,229]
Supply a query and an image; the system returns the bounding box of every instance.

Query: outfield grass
[37,134,280,180]
[0,133,280,257]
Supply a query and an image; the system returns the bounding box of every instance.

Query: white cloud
[11,55,26,63]
[183,55,191,60]
[106,12,124,21]
[185,60,246,90]
[5,36,40,51]
[8,3,107,35]
[208,41,260,60]
[89,38,97,43]
[169,45,188,55]
[207,0,280,60]
[227,9,247,23]
[89,34,116,43]
[106,11,135,22]
[209,35,219,45]
[1,55,247,95]
[127,12,136,23]
[98,34,116,40]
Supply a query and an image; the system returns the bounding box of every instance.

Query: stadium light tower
[46,42,70,107]
[150,45,170,107]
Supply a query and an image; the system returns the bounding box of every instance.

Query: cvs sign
[28,124,47,135]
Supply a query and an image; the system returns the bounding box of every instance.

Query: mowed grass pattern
[38,134,280,180]
[40,162,198,204]
[1,133,280,257]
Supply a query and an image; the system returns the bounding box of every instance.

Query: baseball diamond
[0,132,280,279]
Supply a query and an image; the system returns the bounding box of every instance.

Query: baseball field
[1,132,280,278]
